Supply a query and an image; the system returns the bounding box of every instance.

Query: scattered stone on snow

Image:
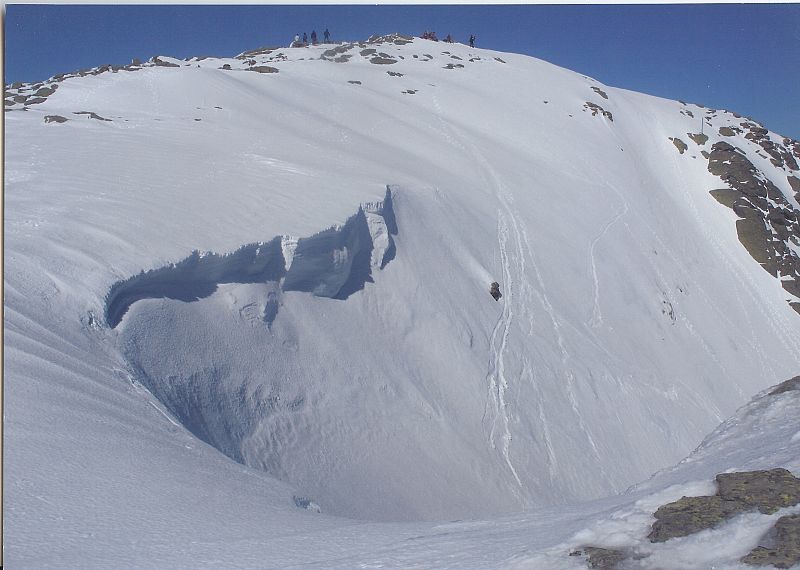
[247,66,279,74]
[151,56,180,68]
[688,132,709,145]
[584,102,613,121]
[44,115,68,124]
[490,281,502,301]
[73,111,112,121]
[670,137,688,154]
[569,546,626,569]
[591,86,609,99]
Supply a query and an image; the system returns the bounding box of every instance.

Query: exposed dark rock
[706,141,800,297]
[584,102,613,121]
[367,33,413,45]
[402,90,417,95]
[24,97,47,105]
[782,278,800,297]
[736,217,773,271]
[708,142,767,198]
[787,176,800,193]
[591,86,609,99]
[443,63,464,70]
[132,58,142,66]
[370,57,397,65]
[702,150,710,159]
[221,64,232,70]
[360,48,377,56]
[569,546,625,569]
[13,95,27,104]
[237,46,278,59]
[73,111,112,121]
[490,281,502,301]
[709,188,743,208]
[248,66,279,74]
[719,126,739,136]
[688,132,709,145]
[649,469,800,543]
[769,375,800,396]
[716,469,800,514]
[35,86,56,97]
[152,57,180,67]
[742,514,800,568]
[649,495,748,542]
[670,137,687,154]
[348,80,362,85]
[44,115,68,124]
[494,57,506,63]
[387,71,403,77]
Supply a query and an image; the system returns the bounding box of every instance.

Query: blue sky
[5,4,800,139]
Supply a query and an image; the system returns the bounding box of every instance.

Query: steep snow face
[6,32,800,540]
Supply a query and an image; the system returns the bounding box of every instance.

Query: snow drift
[5,32,800,565]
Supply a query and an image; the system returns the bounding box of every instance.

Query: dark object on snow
[490,281,502,301]
[311,30,318,45]
[421,31,438,42]
[324,28,330,42]
[469,34,476,48]
[303,32,308,44]
[445,34,453,43]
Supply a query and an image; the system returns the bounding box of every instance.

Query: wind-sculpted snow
[105,187,396,328]
[7,32,800,566]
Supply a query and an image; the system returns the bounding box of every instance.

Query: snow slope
[5,35,800,566]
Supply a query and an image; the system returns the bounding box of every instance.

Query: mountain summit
[5,34,800,566]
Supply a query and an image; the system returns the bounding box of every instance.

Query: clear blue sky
[5,4,800,139]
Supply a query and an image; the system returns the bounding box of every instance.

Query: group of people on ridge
[421,31,476,47]
[292,28,331,47]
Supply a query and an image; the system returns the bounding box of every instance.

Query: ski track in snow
[432,91,523,491]
[431,86,615,492]
[587,181,630,328]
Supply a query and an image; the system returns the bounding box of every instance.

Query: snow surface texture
[5,34,800,566]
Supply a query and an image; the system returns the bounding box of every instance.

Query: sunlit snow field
[5,37,800,568]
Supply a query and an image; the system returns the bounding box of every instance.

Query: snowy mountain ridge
[5,33,800,567]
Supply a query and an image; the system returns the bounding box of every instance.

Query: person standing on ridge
[469,34,476,48]
[445,33,453,43]
[303,32,308,44]
[311,30,318,44]
[324,28,330,42]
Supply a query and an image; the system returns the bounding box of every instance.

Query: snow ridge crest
[104,186,397,328]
